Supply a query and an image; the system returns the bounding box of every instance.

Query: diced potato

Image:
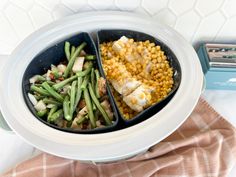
[34,100,46,112]
[72,57,84,73]
[57,64,66,73]
[28,93,37,106]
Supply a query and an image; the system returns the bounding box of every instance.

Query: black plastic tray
[22,32,119,134]
[96,29,181,126]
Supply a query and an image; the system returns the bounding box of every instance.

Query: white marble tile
[153,8,176,27]
[215,16,236,42]
[0,13,19,44]
[142,0,168,15]
[88,0,114,10]
[115,0,140,11]
[1,0,236,55]
[169,0,195,15]
[175,10,201,41]
[62,0,87,12]
[192,11,225,42]
[195,0,224,16]
[0,41,15,54]
[29,5,53,29]
[222,0,236,18]
[4,4,34,40]
[51,4,73,20]
[10,0,33,10]
[0,0,8,10]
[35,0,60,11]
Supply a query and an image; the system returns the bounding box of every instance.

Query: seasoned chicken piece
[123,85,154,112]
[98,77,106,97]
[71,106,88,128]
[112,36,129,53]
[111,78,141,96]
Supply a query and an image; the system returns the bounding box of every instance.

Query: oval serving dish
[0,11,203,162]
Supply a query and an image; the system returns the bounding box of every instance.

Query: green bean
[83,61,93,69]
[52,75,77,90]
[73,77,83,111]
[95,69,100,98]
[91,68,95,91]
[80,75,89,90]
[76,66,92,77]
[43,98,62,106]
[42,82,64,102]
[37,75,46,81]
[36,109,47,117]
[71,46,75,57]
[70,81,77,118]
[63,96,71,121]
[34,83,42,87]
[31,75,45,83]
[64,42,87,78]
[88,83,111,125]
[46,80,56,86]
[47,105,58,121]
[92,102,96,111]
[85,55,96,60]
[30,85,51,97]
[49,109,63,122]
[65,41,70,61]
[83,87,96,128]
[76,115,87,125]
[34,95,45,100]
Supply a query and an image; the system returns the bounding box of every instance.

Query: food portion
[28,41,115,130]
[100,36,174,120]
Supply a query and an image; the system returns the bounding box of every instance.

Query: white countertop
[0,55,236,176]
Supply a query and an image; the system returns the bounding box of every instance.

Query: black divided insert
[22,30,182,134]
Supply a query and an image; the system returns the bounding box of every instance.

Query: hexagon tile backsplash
[0,0,235,54]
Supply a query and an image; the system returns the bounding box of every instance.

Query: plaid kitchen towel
[2,97,236,177]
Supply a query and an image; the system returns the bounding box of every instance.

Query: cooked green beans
[48,105,58,121]
[28,40,114,130]
[95,69,100,98]
[65,42,70,61]
[63,96,71,121]
[71,46,76,57]
[88,83,111,125]
[64,42,87,78]
[42,82,64,102]
[53,75,77,90]
[70,81,77,118]
[30,85,51,97]
[49,109,63,122]
[85,55,96,60]
[83,87,96,128]
[73,77,83,111]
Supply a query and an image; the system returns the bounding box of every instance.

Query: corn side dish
[100,36,174,120]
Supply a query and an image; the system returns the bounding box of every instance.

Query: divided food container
[0,11,203,162]
[22,30,181,133]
